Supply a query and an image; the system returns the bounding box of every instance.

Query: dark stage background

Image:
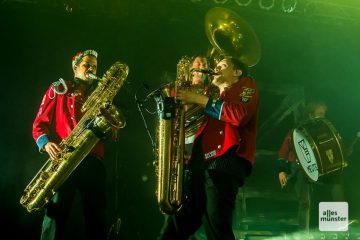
[1,0,360,239]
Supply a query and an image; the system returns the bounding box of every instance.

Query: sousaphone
[185,8,261,138]
[205,7,261,68]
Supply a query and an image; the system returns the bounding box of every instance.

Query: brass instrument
[20,61,129,212]
[155,56,192,214]
[154,7,261,215]
[186,7,261,136]
[205,7,262,68]
[184,82,217,139]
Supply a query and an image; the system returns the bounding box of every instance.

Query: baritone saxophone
[20,61,129,213]
[154,56,193,214]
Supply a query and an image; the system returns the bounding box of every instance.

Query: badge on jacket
[239,87,255,103]
[204,150,216,159]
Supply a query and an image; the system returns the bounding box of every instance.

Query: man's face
[311,106,327,118]
[74,55,97,83]
[212,58,234,86]
[191,56,208,85]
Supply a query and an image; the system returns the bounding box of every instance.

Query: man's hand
[176,90,209,107]
[279,171,288,188]
[44,142,62,160]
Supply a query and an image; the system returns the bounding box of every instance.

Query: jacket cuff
[36,134,49,153]
[204,98,224,120]
[277,159,289,173]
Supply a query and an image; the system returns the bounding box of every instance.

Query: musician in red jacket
[32,49,107,240]
[277,100,345,234]
[159,57,259,240]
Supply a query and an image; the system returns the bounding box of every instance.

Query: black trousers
[40,155,107,240]
[158,142,252,240]
[159,169,241,240]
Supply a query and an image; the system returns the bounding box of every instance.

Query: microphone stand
[107,134,122,240]
[134,84,158,158]
[107,83,158,240]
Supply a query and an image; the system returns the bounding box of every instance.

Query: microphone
[143,83,169,100]
[145,88,162,99]
[192,69,220,76]
[135,83,153,107]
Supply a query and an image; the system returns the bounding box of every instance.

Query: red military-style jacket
[192,76,259,165]
[278,130,297,162]
[32,79,104,159]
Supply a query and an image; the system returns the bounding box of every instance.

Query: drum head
[292,129,319,182]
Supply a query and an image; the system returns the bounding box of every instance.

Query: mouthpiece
[85,72,100,80]
[192,69,219,76]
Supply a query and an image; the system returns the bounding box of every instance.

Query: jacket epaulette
[51,78,68,95]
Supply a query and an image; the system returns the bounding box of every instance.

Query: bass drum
[292,118,347,182]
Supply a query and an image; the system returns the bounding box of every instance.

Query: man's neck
[74,77,93,92]
[219,78,239,93]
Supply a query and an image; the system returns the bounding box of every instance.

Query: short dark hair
[226,57,248,77]
[305,100,327,116]
[191,54,207,60]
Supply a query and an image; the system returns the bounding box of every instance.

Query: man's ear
[234,69,242,77]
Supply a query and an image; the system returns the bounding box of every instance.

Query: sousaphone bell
[205,7,262,68]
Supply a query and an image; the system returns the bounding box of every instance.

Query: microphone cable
[134,83,157,158]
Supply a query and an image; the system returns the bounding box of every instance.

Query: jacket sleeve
[204,84,258,126]
[32,85,57,152]
[277,131,292,173]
